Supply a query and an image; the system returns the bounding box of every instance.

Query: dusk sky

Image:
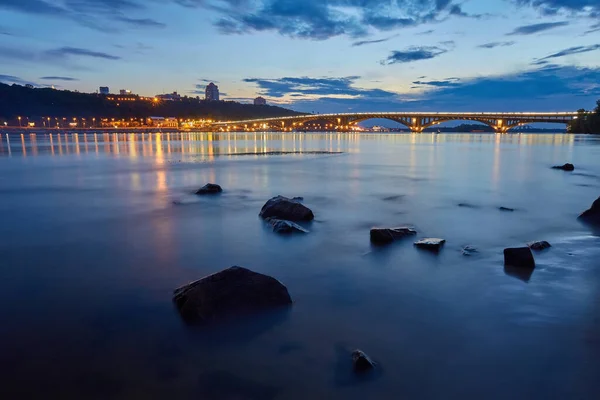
[0,0,599,113]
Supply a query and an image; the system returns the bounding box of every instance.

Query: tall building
[254,96,267,106]
[119,89,132,95]
[205,83,220,101]
[99,87,109,95]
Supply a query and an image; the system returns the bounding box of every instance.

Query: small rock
[462,245,478,256]
[414,238,446,251]
[265,218,309,234]
[370,227,416,244]
[498,207,515,212]
[259,196,314,221]
[578,196,600,225]
[527,241,551,251]
[504,247,535,269]
[173,266,292,324]
[458,203,479,209]
[552,163,575,171]
[352,350,376,373]
[196,183,223,195]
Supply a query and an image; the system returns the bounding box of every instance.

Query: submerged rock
[414,238,446,251]
[462,245,478,256]
[173,266,292,324]
[352,350,376,373]
[259,196,314,221]
[503,247,535,269]
[578,197,600,225]
[265,218,309,234]
[370,227,417,245]
[498,207,515,212]
[552,163,575,171]
[527,241,551,251]
[196,183,223,195]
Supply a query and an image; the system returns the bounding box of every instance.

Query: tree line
[0,83,302,123]
[569,100,600,133]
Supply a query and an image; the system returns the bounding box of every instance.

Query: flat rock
[259,196,314,221]
[265,218,309,234]
[578,196,600,225]
[414,238,445,251]
[504,247,535,269]
[352,350,376,373]
[462,245,478,256]
[498,207,515,212]
[370,227,417,244]
[196,183,223,195]
[552,163,575,171]
[527,241,551,251]
[173,266,292,324]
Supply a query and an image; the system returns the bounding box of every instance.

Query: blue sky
[0,0,599,113]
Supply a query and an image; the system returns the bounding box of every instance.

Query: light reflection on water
[0,132,599,399]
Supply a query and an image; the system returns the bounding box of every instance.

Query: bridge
[212,112,579,133]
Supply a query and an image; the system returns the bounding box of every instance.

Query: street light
[18,116,22,128]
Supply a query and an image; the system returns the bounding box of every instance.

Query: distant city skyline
[0,0,599,113]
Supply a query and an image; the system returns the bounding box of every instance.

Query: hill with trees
[0,83,303,123]
[569,100,600,133]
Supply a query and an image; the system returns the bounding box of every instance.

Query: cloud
[115,17,166,28]
[0,74,37,86]
[381,46,447,65]
[478,41,516,49]
[39,76,79,81]
[514,0,600,16]
[198,79,219,83]
[243,76,400,101]
[417,29,435,35]
[44,47,121,60]
[352,34,399,47]
[412,78,460,87]
[533,44,600,64]
[507,21,569,35]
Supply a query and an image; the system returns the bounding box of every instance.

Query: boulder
[414,238,445,251]
[173,266,292,324]
[196,183,223,195]
[504,247,535,269]
[462,245,478,256]
[352,350,376,373]
[259,196,314,221]
[265,218,309,234]
[370,227,417,244]
[578,197,600,225]
[552,163,575,171]
[527,241,551,251]
[498,207,515,212]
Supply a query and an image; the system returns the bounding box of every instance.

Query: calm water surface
[0,132,599,399]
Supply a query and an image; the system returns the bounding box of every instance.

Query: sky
[0,0,599,113]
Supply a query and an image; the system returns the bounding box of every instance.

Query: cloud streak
[533,44,600,64]
[45,47,121,60]
[39,76,79,81]
[381,46,447,65]
[478,41,516,49]
[507,21,569,35]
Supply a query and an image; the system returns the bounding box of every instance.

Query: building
[99,86,110,95]
[156,92,181,101]
[119,89,132,95]
[254,96,267,106]
[146,117,179,128]
[205,83,220,102]
[25,84,34,89]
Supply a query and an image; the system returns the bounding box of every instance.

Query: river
[0,131,599,399]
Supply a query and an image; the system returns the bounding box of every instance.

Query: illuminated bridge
[211,112,579,133]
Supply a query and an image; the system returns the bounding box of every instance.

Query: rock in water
[265,218,309,234]
[196,183,223,195]
[552,163,575,171]
[462,245,478,256]
[498,207,515,212]
[259,196,314,221]
[414,238,446,251]
[578,197,600,225]
[352,350,376,373]
[173,266,292,324]
[527,241,551,251]
[370,227,417,244]
[504,247,535,269]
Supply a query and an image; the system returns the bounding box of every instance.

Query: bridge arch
[420,118,498,132]
[347,116,413,130]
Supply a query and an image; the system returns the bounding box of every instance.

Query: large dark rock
[265,218,309,234]
[552,163,575,171]
[504,247,535,269]
[259,196,314,221]
[578,197,600,225]
[414,238,445,251]
[196,183,223,195]
[173,266,292,324]
[527,241,551,251]
[352,350,376,373]
[370,227,416,244]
